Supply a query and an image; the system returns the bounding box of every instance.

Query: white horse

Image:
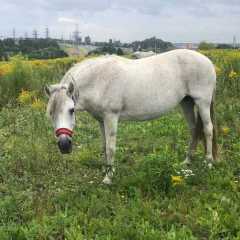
[45,49,217,184]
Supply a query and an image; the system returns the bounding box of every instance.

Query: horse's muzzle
[57,135,72,154]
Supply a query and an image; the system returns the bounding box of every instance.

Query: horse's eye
[69,108,75,114]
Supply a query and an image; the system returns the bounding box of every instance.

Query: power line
[33,29,38,39]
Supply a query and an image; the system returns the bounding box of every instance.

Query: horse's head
[45,82,75,154]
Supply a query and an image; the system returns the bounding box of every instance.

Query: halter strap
[55,128,73,137]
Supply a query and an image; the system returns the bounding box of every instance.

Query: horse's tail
[195,97,218,160]
[210,98,218,160]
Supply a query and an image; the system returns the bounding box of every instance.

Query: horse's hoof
[203,160,213,169]
[208,162,213,169]
[204,155,214,169]
[102,175,112,185]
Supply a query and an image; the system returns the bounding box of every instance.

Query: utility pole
[155,38,157,53]
[233,35,237,49]
[24,32,28,40]
[12,28,16,40]
[33,29,38,40]
[73,24,81,46]
[45,27,49,39]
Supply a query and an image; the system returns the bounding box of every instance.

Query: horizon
[0,33,237,45]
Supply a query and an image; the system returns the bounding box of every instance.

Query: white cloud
[58,17,76,23]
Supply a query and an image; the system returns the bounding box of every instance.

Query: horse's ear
[67,82,74,96]
[44,85,51,97]
[45,84,61,97]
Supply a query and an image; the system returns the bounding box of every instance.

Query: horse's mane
[46,87,67,119]
[61,55,124,85]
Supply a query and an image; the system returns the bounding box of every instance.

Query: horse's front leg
[102,113,119,184]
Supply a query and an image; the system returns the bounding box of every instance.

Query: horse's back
[131,49,216,95]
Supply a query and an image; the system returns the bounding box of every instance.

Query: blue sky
[0,0,239,43]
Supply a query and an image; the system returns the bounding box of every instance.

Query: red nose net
[55,128,73,137]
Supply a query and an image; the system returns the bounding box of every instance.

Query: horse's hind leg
[195,99,214,164]
[180,96,198,164]
[99,121,107,161]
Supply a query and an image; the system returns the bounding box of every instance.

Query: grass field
[0,50,240,239]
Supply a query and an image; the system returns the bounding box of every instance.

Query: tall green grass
[0,51,239,239]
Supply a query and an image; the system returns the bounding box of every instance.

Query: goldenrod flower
[0,64,12,77]
[31,60,47,67]
[229,70,238,80]
[221,126,230,135]
[18,89,32,105]
[31,98,45,111]
[171,175,184,186]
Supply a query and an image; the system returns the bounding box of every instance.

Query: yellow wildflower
[18,89,33,105]
[0,64,12,77]
[171,175,184,186]
[221,127,230,135]
[228,70,238,80]
[31,98,45,111]
[31,60,47,67]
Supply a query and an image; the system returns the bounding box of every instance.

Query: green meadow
[0,51,239,239]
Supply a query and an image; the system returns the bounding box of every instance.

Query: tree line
[88,37,174,56]
[198,41,239,50]
[0,38,67,61]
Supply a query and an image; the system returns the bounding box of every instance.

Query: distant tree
[131,37,174,53]
[116,48,124,55]
[88,46,125,56]
[114,40,121,47]
[0,38,68,61]
[122,43,131,48]
[198,41,216,50]
[102,46,113,54]
[94,42,106,47]
[216,44,234,49]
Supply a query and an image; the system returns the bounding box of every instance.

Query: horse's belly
[120,92,183,121]
[120,110,164,121]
